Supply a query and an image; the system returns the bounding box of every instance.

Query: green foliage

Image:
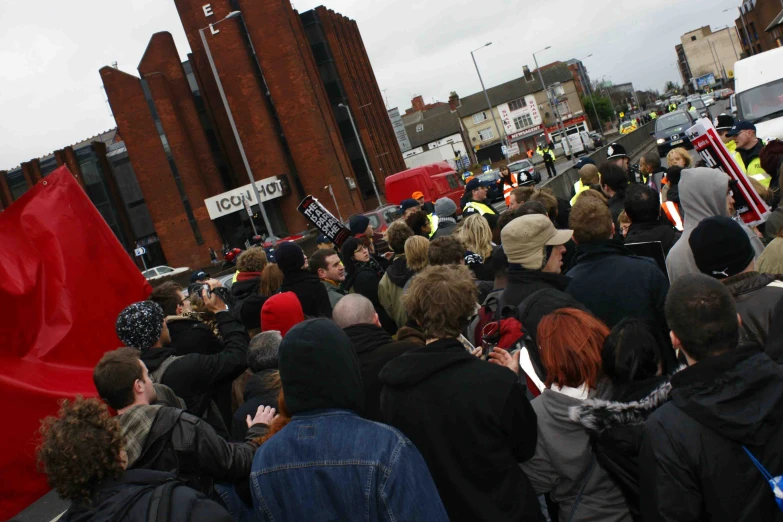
[581,95,615,129]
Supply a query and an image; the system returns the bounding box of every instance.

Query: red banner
[687,118,770,227]
[0,167,151,519]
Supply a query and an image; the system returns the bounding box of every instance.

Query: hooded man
[249,319,448,521]
[665,167,764,283]
[640,274,783,521]
[377,221,415,328]
[277,241,332,318]
[690,216,783,347]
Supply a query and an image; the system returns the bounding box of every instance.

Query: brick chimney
[411,95,425,112]
[523,65,534,82]
[448,91,460,112]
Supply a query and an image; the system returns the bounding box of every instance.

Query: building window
[691,36,697,41]
[750,22,758,41]
[6,168,28,201]
[473,111,488,124]
[556,100,570,116]
[478,127,494,141]
[416,124,424,133]
[513,113,534,130]
[508,98,525,112]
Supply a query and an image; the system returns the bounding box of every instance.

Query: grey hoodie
[665,168,764,283]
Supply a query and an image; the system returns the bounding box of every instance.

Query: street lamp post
[471,43,508,159]
[199,11,278,243]
[338,103,383,206]
[582,54,605,137]
[533,47,571,157]
[324,184,344,223]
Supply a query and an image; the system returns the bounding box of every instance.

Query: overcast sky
[1,0,742,169]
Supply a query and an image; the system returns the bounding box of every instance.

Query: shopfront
[545,115,589,147]
[508,124,549,157]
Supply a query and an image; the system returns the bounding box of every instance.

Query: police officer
[605,142,630,173]
[726,121,770,186]
[714,114,736,152]
[462,178,498,229]
[542,142,556,179]
[687,102,697,117]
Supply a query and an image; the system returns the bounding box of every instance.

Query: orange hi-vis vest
[662,201,683,232]
[503,173,519,206]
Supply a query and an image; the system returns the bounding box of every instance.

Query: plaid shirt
[119,404,163,467]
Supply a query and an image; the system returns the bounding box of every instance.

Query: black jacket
[723,272,783,347]
[166,317,223,356]
[229,277,268,330]
[130,406,265,497]
[344,265,397,335]
[280,270,332,318]
[623,219,680,256]
[607,192,626,226]
[379,338,543,522]
[640,345,783,521]
[140,311,250,438]
[566,240,669,332]
[61,470,231,522]
[502,266,570,310]
[231,369,280,442]
[343,323,418,422]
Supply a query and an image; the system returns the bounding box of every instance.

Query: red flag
[0,167,151,519]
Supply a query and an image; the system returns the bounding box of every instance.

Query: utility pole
[471,43,508,160]
[533,48,571,157]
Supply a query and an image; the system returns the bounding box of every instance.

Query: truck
[384,162,465,210]
[733,46,783,140]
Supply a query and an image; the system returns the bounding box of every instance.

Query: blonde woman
[666,147,692,169]
[404,236,430,273]
[459,214,497,282]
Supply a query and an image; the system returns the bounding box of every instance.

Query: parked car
[619,121,638,135]
[701,93,716,107]
[385,162,465,211]
[507,159,541,186]
[678,98,710,119]
[360,204,399,234]
[716,88,734,100]
[142,265,189,281]
[589,131,604,148]
[653,110,695,157]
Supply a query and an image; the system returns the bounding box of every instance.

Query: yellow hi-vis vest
[733,143,771,187]
[463,201,497,215]
[571,179,589,206]
[427,213,439,238]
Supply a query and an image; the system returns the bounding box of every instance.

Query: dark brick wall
[100,66,220,269]
[54,147,87,188]
[735,0,783,55]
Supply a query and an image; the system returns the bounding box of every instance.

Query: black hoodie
[640,345,783,521]
[280,270,332,319]
[279,319,364,416]
[624,218,681,256]
[343,323,418,422]
[379,338,543,522]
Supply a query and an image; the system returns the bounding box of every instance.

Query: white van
[733,46,783,139]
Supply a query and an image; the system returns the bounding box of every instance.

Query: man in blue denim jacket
[249,318,448,521]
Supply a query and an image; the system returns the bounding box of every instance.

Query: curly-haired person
[378,264,542,522]
[37,396,232,521]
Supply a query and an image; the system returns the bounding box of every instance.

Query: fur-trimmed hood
[569,367,685,434]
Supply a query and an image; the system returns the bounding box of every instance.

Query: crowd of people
[34,128,783,522]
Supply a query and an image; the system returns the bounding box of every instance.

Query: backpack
[146,480,178,522]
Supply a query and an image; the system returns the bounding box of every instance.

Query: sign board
[696,73,716,88]
[509,124,544,141]
[388,108,412,153]
[687,118,770,227]
[501,145,508,155]
[506,143,520,156]
[134,247,146,257]
[297,196,353,247]
[619,112,625,118]
[204,175,290,220]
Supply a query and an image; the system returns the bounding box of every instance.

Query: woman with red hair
[520,308,632,522]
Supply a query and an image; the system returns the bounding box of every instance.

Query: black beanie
[275,241,305,274]
[116,301,165,350]
[278,318,364,415]
[689,216,755,279]
[349,215,370,236]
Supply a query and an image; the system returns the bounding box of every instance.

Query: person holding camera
[115,279,250,439]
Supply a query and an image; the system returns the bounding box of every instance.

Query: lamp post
[338,103,383,206]
[324,184,344,223]
[470,43,507,159]
[533,46,571,157]
[581,54,605,138]
[199,11,278,242]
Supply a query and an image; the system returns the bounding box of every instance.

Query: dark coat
[565,240,669,333]
[607,193,626,226]
[229,277,267,330]
[140,311,250,439]
[166,317,223,356]
[502,266,570,310]
[61,470,231,522]
[343,323,418,422]
[128,406,265,497]
[231,370,280,442]
[624,219,681,256]
[343,265,397,335]
[280,270,332,318]
[379,338,543,522]
[640,345,783,521]
[723,272,783,347]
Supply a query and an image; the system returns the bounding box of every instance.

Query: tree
[665,81,679,93]
[581,95,615,131]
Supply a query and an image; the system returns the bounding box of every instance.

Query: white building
[402,106,473,170]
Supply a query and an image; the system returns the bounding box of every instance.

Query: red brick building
[100,0,404,268]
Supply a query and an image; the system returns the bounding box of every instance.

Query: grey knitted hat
[115,301,165,350]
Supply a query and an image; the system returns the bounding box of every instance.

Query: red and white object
[687,118,770,227]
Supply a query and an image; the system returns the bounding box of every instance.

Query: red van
[385,162,465,209]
